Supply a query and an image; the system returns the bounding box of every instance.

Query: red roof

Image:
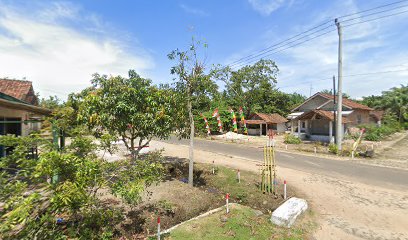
[296,109,350,123]
[0,79,38,105]
[319,93,373,111]
[248,113,288,124]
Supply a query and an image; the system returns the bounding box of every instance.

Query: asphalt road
[162,137,408,190]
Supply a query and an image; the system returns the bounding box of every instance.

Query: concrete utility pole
[335,18,343,151]
[332,75,336,144]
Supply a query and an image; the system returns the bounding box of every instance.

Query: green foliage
[216,60,305,117]
[361,84,408,125]
[328,143,338,154]
[78,70,178,158]
[360,119,401,141]
[284,134,302,144]
[0,134,164,239]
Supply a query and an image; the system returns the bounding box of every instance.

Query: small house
[0,79,51,156]
[246,113,287,135]
[287,92,382,142]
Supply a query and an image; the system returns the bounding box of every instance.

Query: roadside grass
[120,159,316,238]
[163,204,313,240]
[196,163,293,213]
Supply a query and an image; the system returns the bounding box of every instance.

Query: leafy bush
[284,134,302,144]
[328,143,338,154]
[359,118,401,141]
[0,133,164,239]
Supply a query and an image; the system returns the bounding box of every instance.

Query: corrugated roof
[0,79,38,105]
[249,113,288,123]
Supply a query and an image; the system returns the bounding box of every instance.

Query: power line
[279,68,408,89]
[226,0,408,69]
[343,9,408,27]
[227,20,333,67]
[229,24,336,69]
[337,0,408,19]
[232,28,336,69]
[340,3,408,24]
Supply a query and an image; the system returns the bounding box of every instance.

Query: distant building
[0,79,51,156]
[287,92,383,142]
[246,113,288,135]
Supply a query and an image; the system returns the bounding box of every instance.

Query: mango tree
[79,70,177,159]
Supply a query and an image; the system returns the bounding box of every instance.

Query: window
[301,121,306,128]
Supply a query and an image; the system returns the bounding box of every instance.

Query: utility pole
[332,75,336,144]
[335,18,343,151]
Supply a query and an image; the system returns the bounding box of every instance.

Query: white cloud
[229,0,408,98]
[180,4,209,17]
[0,1,154,99]
[248,0,289,16]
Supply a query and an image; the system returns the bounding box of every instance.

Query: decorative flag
[200,114,211,135]
[212,108,223,132]
[229,108,238,132]
[239,107,248,134]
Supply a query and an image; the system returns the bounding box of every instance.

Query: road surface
[162,137,408,190]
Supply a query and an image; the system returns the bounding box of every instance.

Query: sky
[0,0,407,100]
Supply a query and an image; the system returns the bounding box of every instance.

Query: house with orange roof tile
[287,92,382,142]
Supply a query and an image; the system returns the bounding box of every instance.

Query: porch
[291,110,348,143]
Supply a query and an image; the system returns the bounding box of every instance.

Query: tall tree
[168,39,217,186]
[79,70,178,159]
[221,60,278,116]
[381,84,408,123]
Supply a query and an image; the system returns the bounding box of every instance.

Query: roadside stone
[220,215,228,223]
[253,209,263,216]
[270,197,308,227]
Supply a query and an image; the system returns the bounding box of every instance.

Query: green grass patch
[165,204,310,240]
[196,163,289,212]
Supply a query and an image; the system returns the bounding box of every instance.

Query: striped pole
[157,216,161,240]
[284,180,287,200]
[212,160,215,175]
[226,193,230,213]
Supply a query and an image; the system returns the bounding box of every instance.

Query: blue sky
[0,0,407,99]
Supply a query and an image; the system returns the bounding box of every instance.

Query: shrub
[359,121,401,141]
[284,134,302,144]
[328,143,338,154]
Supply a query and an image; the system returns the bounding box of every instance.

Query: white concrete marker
[226,193,230,213]
[285,144,288,150]
[371,143,374,150]
[314,147,317,155]
[237,169,240,183]
[157,216,160,240]
[139,145,150,155]
[271,197,308,227]
[284,180,287,200]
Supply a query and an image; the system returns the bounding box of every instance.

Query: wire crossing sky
[0,0,407,99]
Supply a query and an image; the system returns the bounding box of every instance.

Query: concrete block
[270,197,308,227]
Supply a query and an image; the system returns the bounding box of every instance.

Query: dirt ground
[151,140,408,240]
[355,133,408,170]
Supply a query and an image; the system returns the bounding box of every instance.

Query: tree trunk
[130,138,136,160]
[187,85,194,187]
